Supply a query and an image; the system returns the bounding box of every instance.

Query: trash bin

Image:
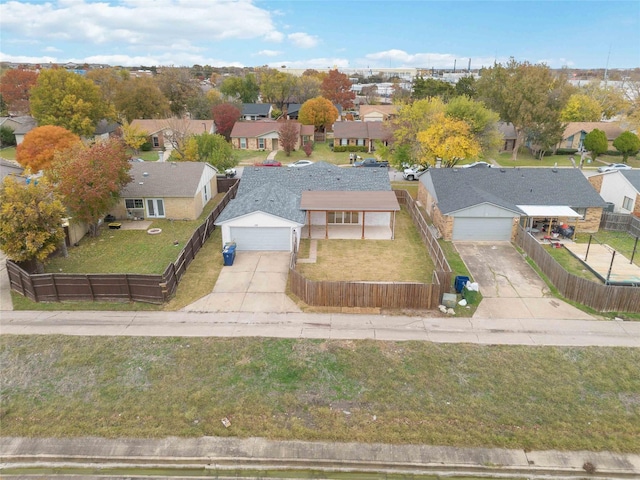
[454,275,470,293]
[222,244,236,266]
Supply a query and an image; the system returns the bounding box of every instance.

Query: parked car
[254,159,282,167]
[288,160,314,168]
[597,163,632,173]
[353,157,389,168]
[402,165,428,181]
[461,161,493,168]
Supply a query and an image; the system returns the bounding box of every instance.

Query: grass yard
[495,151,639,169]
[392,182,418,198]
[0,146,17,160]
[296,208,434,283]
[575,230,640,267]
[274,141,353,166]
[2,335,638,452]
[544,245,601,281]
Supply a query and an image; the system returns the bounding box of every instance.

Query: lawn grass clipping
[296,207,434,283]
[2,336,639,452]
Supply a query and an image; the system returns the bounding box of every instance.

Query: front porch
[302,225,392,240]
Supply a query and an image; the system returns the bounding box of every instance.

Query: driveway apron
[183,251,301,314]
[455,242,593,320]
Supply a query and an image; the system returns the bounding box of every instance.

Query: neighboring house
[332,121,392,153]
[559,122,624,151]
[589,170,640,216]
[497,122,517,152]
[0,158,25,183]
[130,119,215,151]
[242,103,273,121]
[358,105,399,122]
[283,102,343,122]
[418,168,607,241]
[0,116,37,145]
[109,161,218,221]
[230,120,314,151]
[215,162,400,251]
[91,119,121,143]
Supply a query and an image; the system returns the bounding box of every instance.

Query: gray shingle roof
[216,161,392,223]
[424,167,607,215]
[620,170,640,191]
[120,162,211,198]
[242,103,271,116]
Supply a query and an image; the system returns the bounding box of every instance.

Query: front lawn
[296,207,434,283]
[275,141,353,166]
[2,335,638,452]
[495,151,639,169]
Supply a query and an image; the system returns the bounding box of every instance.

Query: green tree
[30,69,113,136]
[155,67,200,117]
[581,82,628,120]
[294,75,322,103]
[445,96,502,155]
[0,125,16,147]
[412,77,455,101]
[613,131,640,163]
[86,67,127,111]
[259,70,297,110]
[220,73,260,103]
[321,69,355,110]
[50,138,131,236]
[389,97,446,163]
[298,96,339,132]
[454,76,477,98]
[114,76,170,122]
[191,133,236,171]
[560,93,602,122]
[0,177,65,273]
[583,128,608,162]
[477,59,570,160]
[186,90,215,120]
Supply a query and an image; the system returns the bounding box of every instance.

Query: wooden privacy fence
[7,180,239,304]
[515,226,640,313]
[600,212,640,237]
[288,190,452,310]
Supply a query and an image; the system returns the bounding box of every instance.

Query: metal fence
[600,212,640,237]
[7,180,239,304]
[515,226,640,313]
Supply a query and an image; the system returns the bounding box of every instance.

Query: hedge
[333,145,368,153]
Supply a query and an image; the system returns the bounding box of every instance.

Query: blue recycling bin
[454,275,470,293]
[222,244,236,266]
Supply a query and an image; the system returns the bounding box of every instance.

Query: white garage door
[453,217,513,241]
[229,227,291,251]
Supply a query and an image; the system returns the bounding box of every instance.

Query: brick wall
[588,174,604,193]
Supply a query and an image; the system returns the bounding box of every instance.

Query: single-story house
[358,105,399,122]
[215,162,400,251]
[242,103,273,121]
[109,161,218,221]
[92,119,121,143]
[589,170,640,216]
[558,122,624,151]
[230,120,314,151]
[418,167,607,241]
[498,122,517,152]
[332,121,392,153]
[0,116,37,145]
[130,119,215,151]
[283,102,343,121]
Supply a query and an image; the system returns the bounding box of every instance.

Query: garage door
[453,217,513,241]
[229,227,291,251]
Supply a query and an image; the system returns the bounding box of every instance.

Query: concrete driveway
[183,251,301,314]
[455,242,593,320]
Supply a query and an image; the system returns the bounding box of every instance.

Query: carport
[518,205,582,241]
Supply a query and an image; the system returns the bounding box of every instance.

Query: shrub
[140,141,153,151]
[302,141,313,157]
[555,148,578,155]
[0,125,16,147]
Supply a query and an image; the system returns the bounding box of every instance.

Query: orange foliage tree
[0,69,38,114]
[321,69,355,110]
[16,125,81,173]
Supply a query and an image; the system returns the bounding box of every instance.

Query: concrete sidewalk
[2,310,639,347]
[2,436,639,478]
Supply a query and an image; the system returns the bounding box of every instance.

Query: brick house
[230,120,314,151]
[332,121,392,153]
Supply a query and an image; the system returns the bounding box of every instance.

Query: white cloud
[363,49,501,69]
[43,46,62,53]
[256,50,282,57]
[271,57,349,69]
[288,32,319,49]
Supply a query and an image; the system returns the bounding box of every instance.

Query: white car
[288,160,314,168]
[461,161,493,168]
[402,165,428,181]
[597,163,632,173]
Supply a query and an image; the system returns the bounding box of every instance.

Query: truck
[402,165,428,181]
[353,157,389,168]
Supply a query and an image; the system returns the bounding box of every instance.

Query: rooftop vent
[143,172,149,177]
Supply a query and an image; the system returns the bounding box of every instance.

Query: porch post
[307,210,311,238]
[325,211,328,239]
[361,211,366,239]
[392,210,396,239]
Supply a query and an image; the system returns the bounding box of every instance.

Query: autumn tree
[294,75,322,103]
[581,82,628,120]
[114,76,170,121]
[219,73,260,103]
[16,125,81,172]
[477,59,570,160]
[87,67,128,110]
[50,138,131,236]
[321,69,355,110]
[0,177,65,273]
[583,128,608,162]
[279,120,299,156]
[0,69,38,114]
[186,90,215,120]
[613,131,640,163]
[560,93,602,122]
[361,85,379,105]
[259,69,297,110]
[121,121,148,154]
[445,96,501,154]
[212,102,241,141]
[298,97,339,132]
[29,68,113,136]
[417,113,481,167]
[155,67,200,117]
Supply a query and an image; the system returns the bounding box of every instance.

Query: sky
[0,0,639,70]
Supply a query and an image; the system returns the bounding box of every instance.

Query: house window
[152,136,160,148]
[203,184,210,204]
[565,135,574,149]
[356,138,365,146]
[240,138,247,149]
[328,211,359,224]
[258,138,265,149]
[125,199,144,209]
[340,138,348,146]
[623,196,634,211]
[572,207,587,220]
